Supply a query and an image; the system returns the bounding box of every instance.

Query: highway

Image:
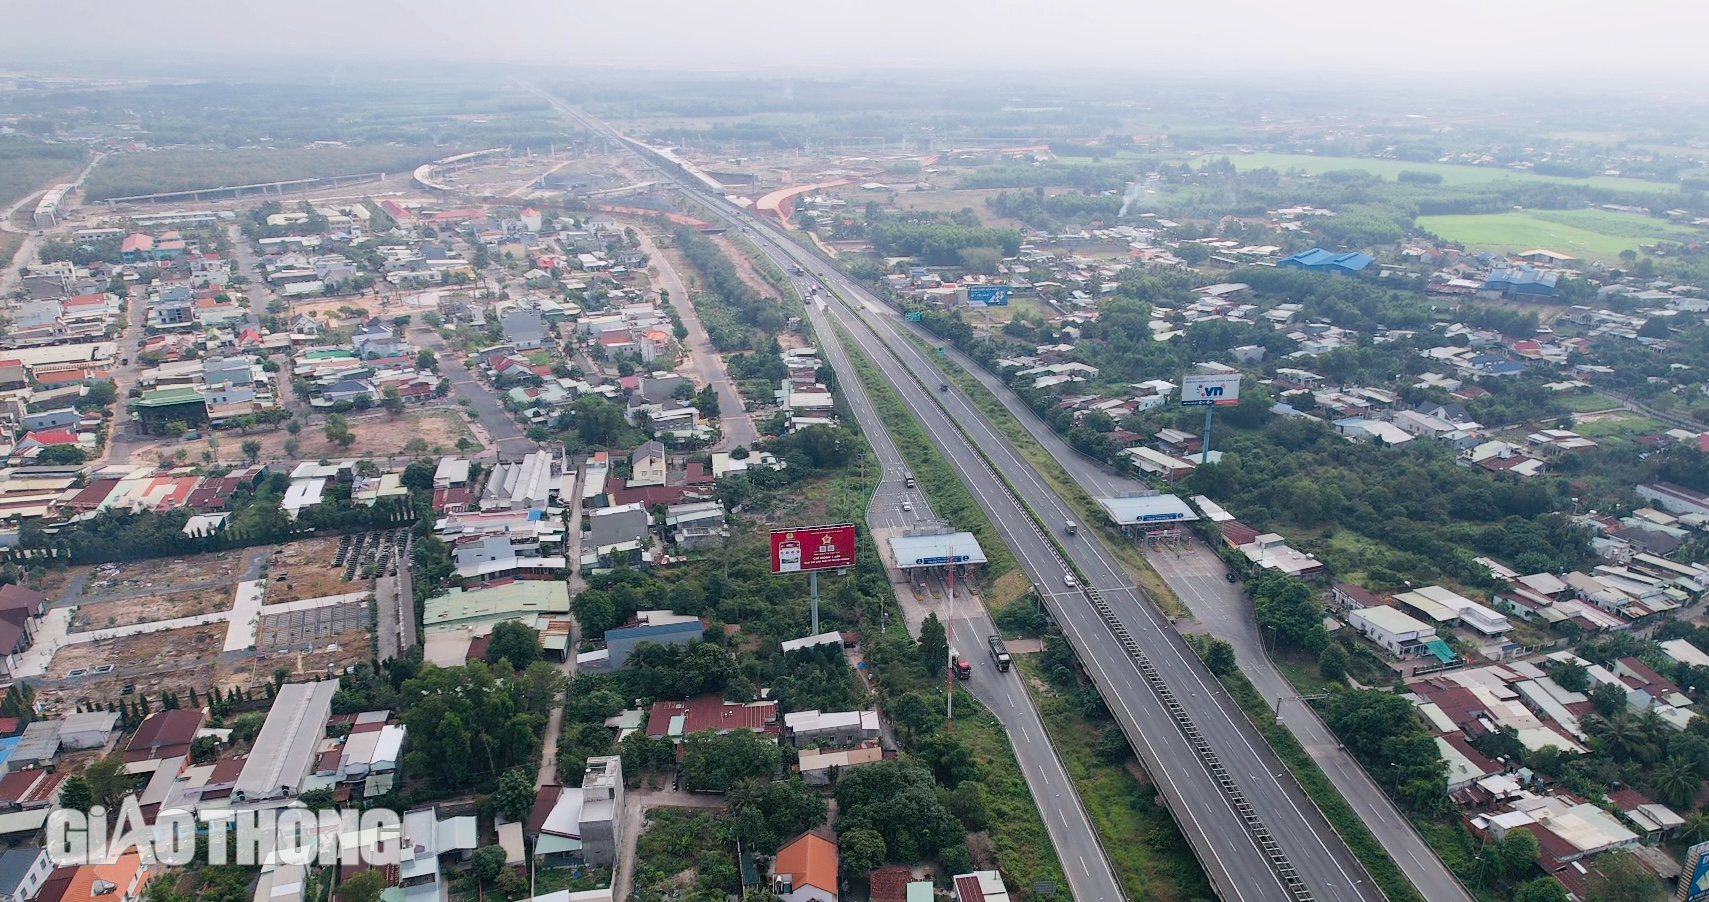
[914,332,1472,902]
[792,267,1129,902]
[540,97,1391,902]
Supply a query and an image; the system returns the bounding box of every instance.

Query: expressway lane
[793,273,1128,902]
[535,91,1384,902]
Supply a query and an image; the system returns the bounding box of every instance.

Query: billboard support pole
[810,570,819,636]
[1201,405,1214,464]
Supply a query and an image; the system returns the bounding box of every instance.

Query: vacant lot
[263,537,361,603]
[162,407,480,465]
[1416,209,1706,263]
[82,551,248,597]
[0,139,87,213]
[884,187,1030,229]
[1214,152,1683,194]
[84,145,452,201]
[70,586,231,632]
[52,623,227,674]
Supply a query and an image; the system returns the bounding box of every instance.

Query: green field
[84,145,455,201]
[1414,209,1706,263]
[1211,152,1687,194]
[0,139,87,214]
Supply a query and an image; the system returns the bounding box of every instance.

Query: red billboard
[770,524,858,574]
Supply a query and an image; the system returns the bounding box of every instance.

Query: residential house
[630,441,667,487]
[773,832,838,902]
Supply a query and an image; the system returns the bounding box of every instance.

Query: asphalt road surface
[635,230,758,450]
[424,334,536,458]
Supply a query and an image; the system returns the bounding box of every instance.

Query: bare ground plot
[259,600,371,649]
[161,408,480,465]
[50,624,227,674]
[707,235,776,298]
[38,660,219,715]
[257,628,373,681]
[264,537,363,603]
[70,586,232,632]
[82,551,246,597]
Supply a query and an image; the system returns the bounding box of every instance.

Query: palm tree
[1647,757,1702,809]
[1586,712,1661,765]
[1679,811,1709,845]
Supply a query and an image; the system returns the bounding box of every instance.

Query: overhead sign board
[967,285,1011,306]
[1140,512,1184,522]
[913,555,972,566]
[1181,373,1242,407]
[771,524,858,574]
[1684,840,1709,902]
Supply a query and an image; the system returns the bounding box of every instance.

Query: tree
[1583,850,1663,902]
[190,735,220,763]
[34,445,86,465]
[1251,571,1328,653]
[241,440,262,463]
[680,730,783,792]
[1498,828,1540,881]
[1637,318,1672,339]
[231,710,268,744]
[401,458,437,492]
[416,349,438,372]
[59,776,93,814]
[471,844,508,883]
[493,767,536,822]
[919,613,948,676]
[1319,644,1349,682]
[840,827,887,875]
[338,870,387,902]
[1646,756,1701,808]
[298,787,336,812]
[945,781,990,831]
[1194,636,1237,675]
[1590,682,1629,718]
[324,413,356,449]
[82,755,129,809]
[485,621,541,670]
[1514,879,1569,902]
[381,386,405,416]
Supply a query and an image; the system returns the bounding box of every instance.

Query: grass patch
[952,690,1070,893]
[1016,655,1212,902]
[1560,392,1621,413]
[632,808,737,900]
[894,329,1188,617]
[1209,667,1427,902]
[1415,209,1705,263]
[838,328,1017,582]
[0,139,86,212]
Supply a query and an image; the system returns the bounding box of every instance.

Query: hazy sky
[6,0,1709,84]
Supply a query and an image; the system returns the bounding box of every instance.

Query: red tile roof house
[646,695,779,741]
[122,709,206,763]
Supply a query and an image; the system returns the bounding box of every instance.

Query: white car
[1063,573,1077,588]
[902,501,913,512]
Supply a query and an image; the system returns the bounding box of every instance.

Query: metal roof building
[233,680,337,805]
[1097,494,1198,526]
[887,532,988,570]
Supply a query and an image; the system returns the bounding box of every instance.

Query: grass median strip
[1016,655,1213,902]
[838,326,1018,581]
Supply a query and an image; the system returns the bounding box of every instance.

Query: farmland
[1414,208,1707,263]
[1208,151,1688,194]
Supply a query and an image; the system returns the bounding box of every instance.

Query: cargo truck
[987,635,1011,671]
[950,648,972,680]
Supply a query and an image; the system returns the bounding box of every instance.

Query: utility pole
[945,546,955,731]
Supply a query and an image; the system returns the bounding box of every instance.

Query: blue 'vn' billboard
[967,285,1011,306]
